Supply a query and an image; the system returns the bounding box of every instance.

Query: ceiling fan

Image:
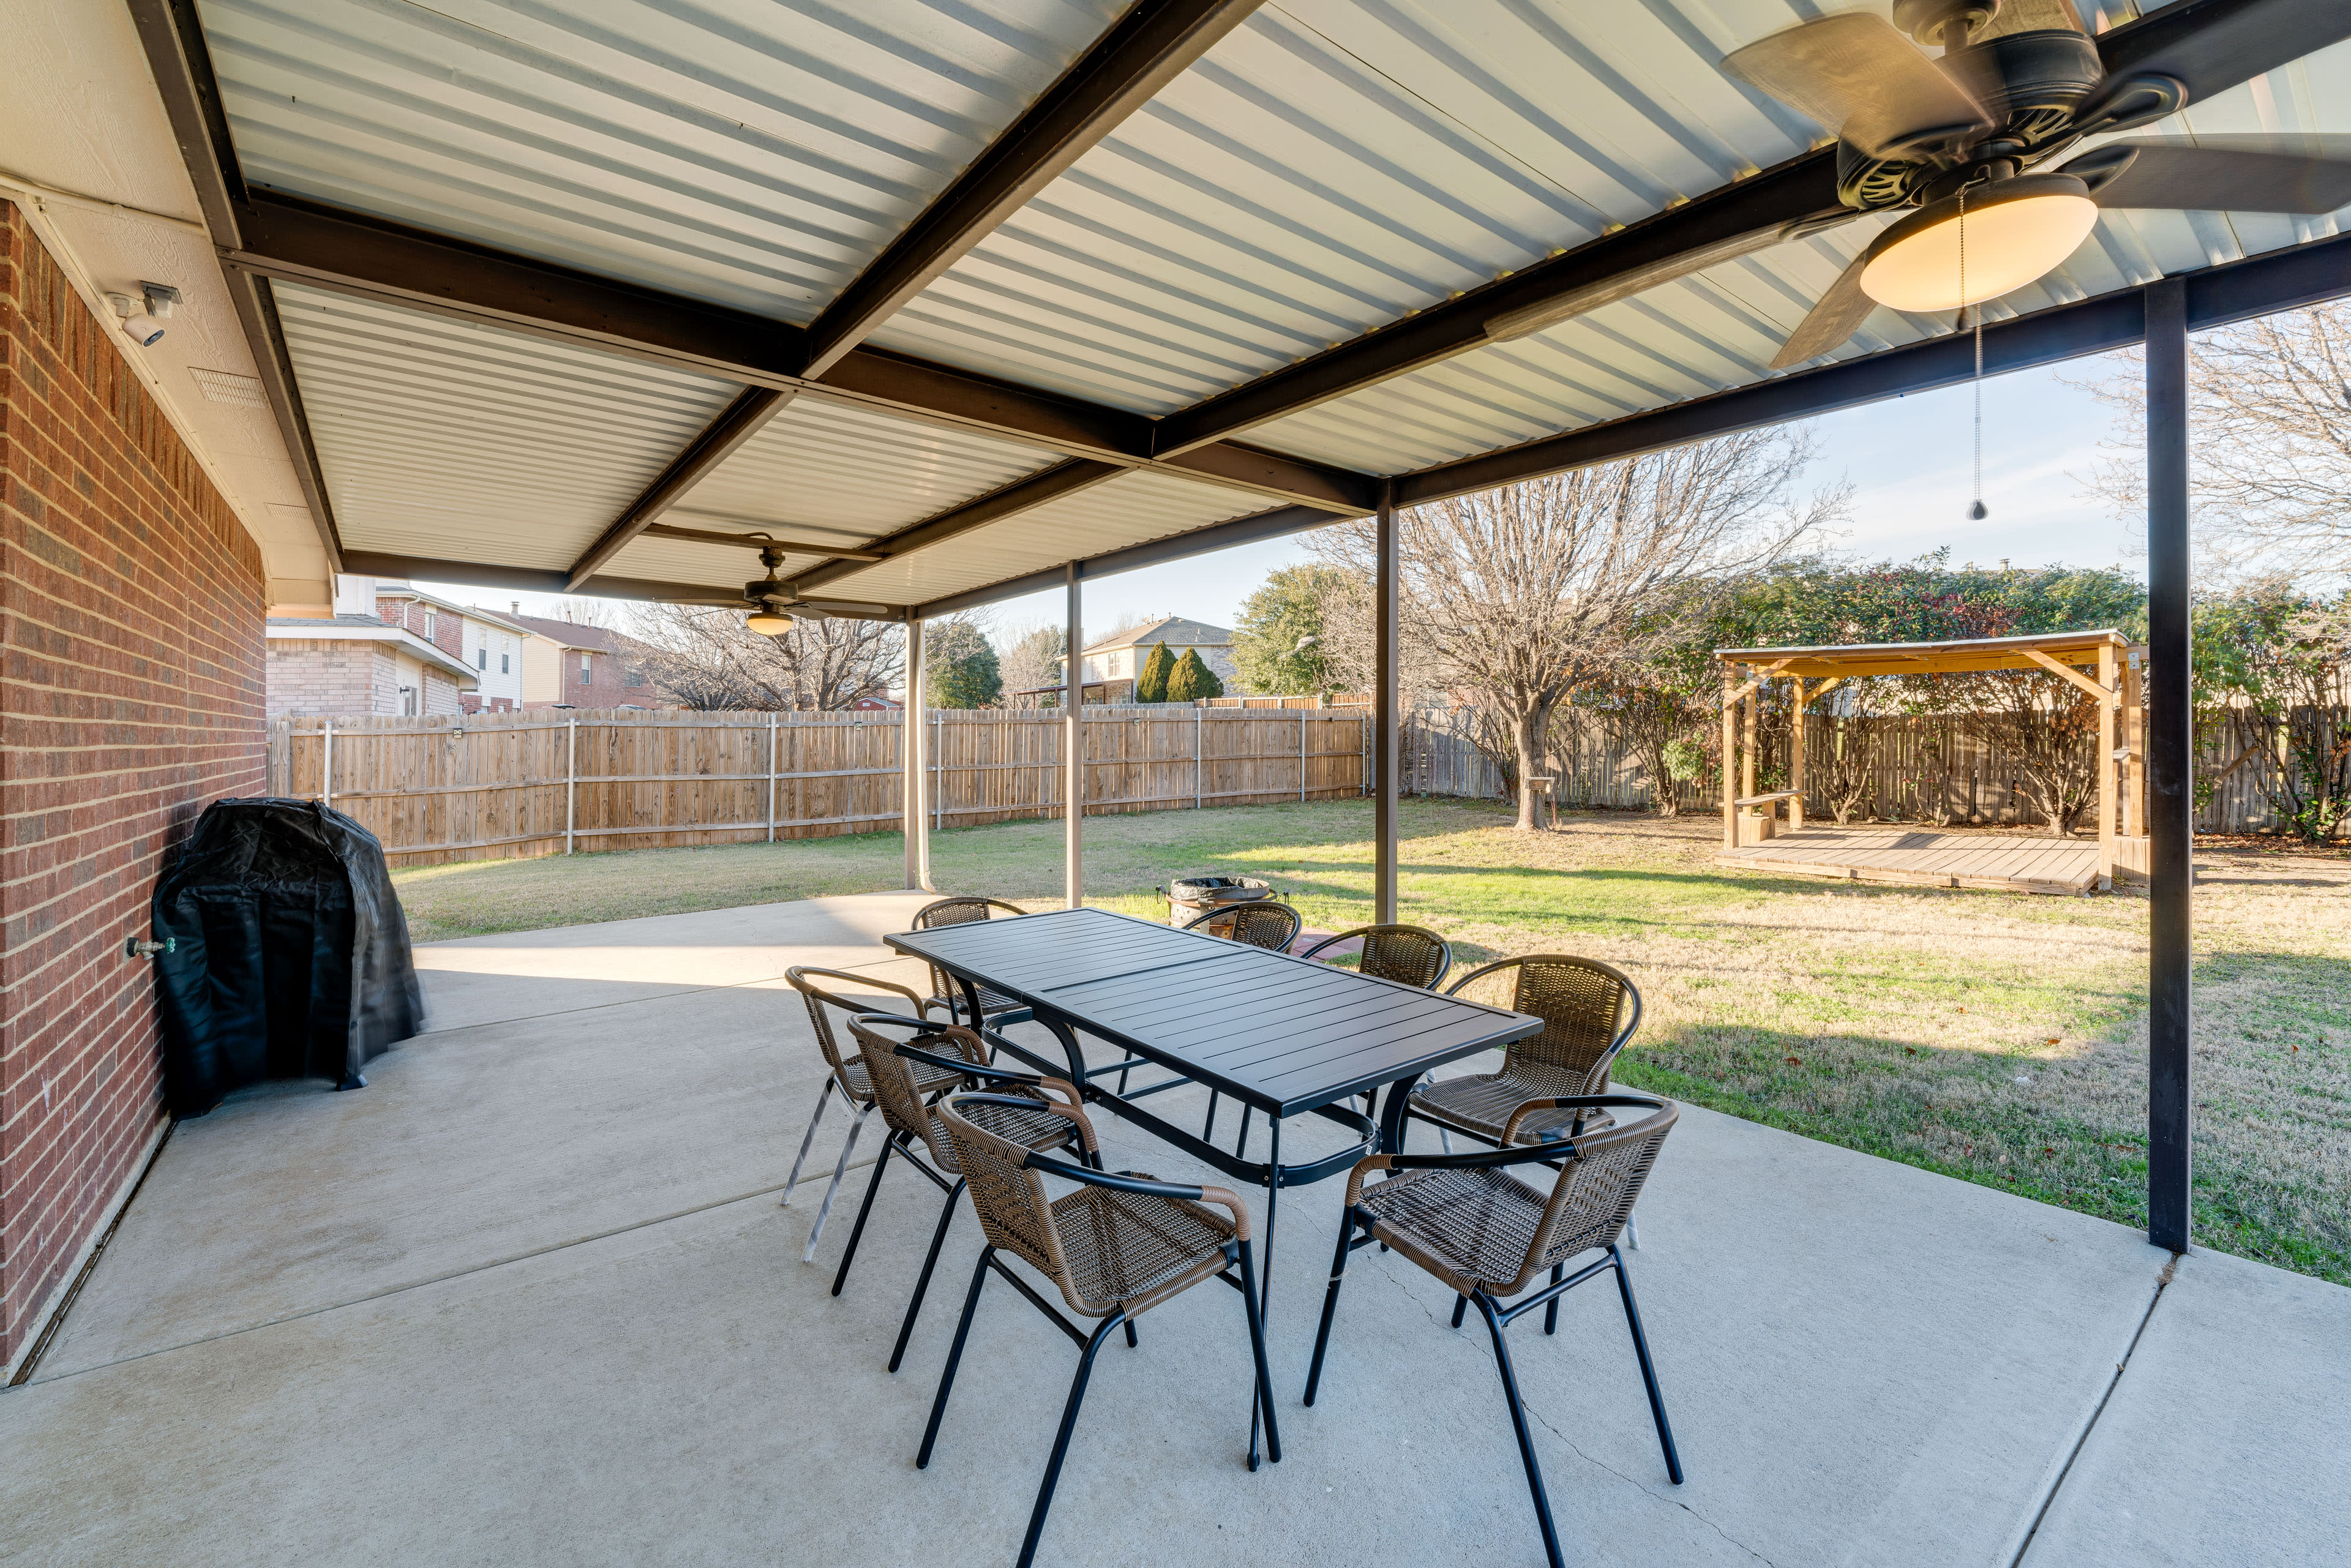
[1720,0,2351,369]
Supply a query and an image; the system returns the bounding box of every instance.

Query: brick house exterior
[2,203,268,1374]
[264,615,476,718]
[373,583,526,712]
[498,609,659,708]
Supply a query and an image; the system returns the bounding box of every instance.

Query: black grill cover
[152,798,424,1116]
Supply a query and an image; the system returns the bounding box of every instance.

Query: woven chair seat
[1408,1071,1616,1144]
[1357,1163,1623,1297]
[932,981,1030,1018]
[1049,1180,1236,1317]
[841,1051,965,1105]
[924,1095,1077,1175]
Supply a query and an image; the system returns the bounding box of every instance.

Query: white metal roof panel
[274,283,738,568]
[203,0,1124,320]
[606,392,1066,587]
[811,468,1266,603]
[1244,32,2351,475]
[863,0,1829,412]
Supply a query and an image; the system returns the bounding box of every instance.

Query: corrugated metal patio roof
[137,0,2351,620]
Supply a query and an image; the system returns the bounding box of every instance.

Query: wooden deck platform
[1715,825,2101,895]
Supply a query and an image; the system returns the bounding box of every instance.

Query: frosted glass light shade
[1859,174,2099,312]
[746,609,796,636]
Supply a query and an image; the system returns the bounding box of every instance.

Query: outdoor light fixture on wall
[105,281,181,346]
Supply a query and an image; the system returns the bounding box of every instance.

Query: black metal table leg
[1375,1073,1418,1153]
[1248,1116,1283,1470]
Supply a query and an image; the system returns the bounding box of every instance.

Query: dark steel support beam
[1394,229,2351,508]
[909,503,1341,619]
[800,0,1267,377]
[337,552,904,618]
[222,196,1372,514]
[787,460,1124,598]
[566,388,794,590]
[127,0,343,571]
[1373,479,1400,926]
[1143,0,2350,459]
[1151,152,1843,457]
[2144,277,2194,1256]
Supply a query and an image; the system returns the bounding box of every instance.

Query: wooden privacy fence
[1404,708,2342,833]
[269,707,1370,866]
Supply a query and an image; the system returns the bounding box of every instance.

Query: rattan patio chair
[1180,899,1302,951]
[1303,1092,1684,1568]
[912,897,1037,1029]
[1294,922,1453,989]
[831,1013,1093,1374]
[918,1089,1281,1568]
[782,966,958,1264]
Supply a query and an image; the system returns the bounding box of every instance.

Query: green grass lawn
[392,798,2351,1286]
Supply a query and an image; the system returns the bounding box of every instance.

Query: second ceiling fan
[1720,0,2351,368]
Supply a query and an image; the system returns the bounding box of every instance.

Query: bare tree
[625,603,900,711]
[997,622,1065,699]
[2074,301,2351,584]
[1959,672,2104,837]
[1316,428,1843,829]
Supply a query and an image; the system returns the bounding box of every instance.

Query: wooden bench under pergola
[1714,629,2147,895]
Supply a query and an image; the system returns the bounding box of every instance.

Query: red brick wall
[375,596,462,660]
[1,203,267,1371]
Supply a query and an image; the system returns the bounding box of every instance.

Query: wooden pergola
[1716,629,2145,893]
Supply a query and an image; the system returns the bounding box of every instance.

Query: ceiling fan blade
[2069,135,2351,214]
[1769,252,1876,371]
[1723,13,1993,161]
[1974,0,2088,40]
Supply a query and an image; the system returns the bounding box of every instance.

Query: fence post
[321,719,334,812]
[933,710,943,831]
[768,710,779,843]
[1194,705,1203,809]
[1300,710,1308,802]
[564,715,577,855]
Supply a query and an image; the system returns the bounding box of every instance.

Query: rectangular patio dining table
[885,906,1542,1465]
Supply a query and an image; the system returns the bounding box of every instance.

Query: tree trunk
[1513,703,1549,830]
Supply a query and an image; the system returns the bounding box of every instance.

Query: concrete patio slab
[4,895,2343,1568]
[412,889,939,1033]
[2017,1243,2351,1566]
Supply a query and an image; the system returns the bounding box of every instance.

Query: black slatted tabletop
[887,907,1537,1120]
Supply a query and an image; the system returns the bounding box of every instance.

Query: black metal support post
[1374,478,1400,925]
[2145,277,2193,1255]
[1064,563,1084,909]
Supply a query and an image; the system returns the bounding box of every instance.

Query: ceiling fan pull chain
[1962,183,1989,522]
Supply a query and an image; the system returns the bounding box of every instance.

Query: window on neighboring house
[578,653,592,685]
[623,665,645,688]
[423,611,437,639]
[500,653,510,674]
[477,647,487,670]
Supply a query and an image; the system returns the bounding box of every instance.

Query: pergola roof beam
[798,0,1269,378]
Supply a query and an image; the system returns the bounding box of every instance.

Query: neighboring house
[495,608,659,708]
[372,580,529,711]
[265,613,480,717]
[849,694,903,711]
[1079,617,1240,691]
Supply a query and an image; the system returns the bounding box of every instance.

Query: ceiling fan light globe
[1858,174,2098,312]
[745,610,795,637]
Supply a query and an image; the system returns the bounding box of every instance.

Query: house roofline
[266,620,481,685]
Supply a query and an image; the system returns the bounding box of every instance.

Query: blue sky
[980,351,2147,645]
[437,351,2144,644]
